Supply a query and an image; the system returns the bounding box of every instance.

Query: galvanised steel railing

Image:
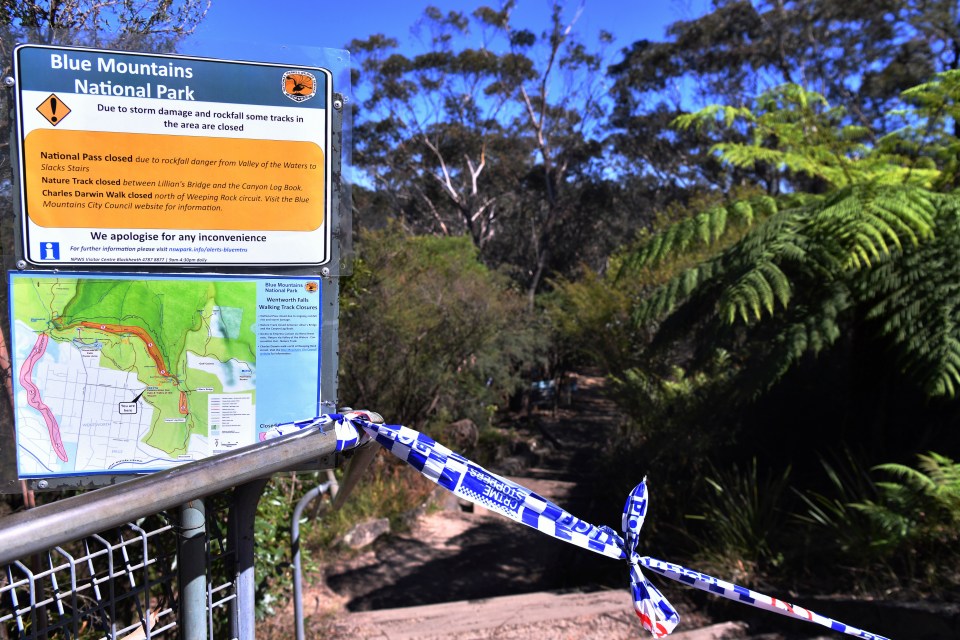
[0,425,340,640]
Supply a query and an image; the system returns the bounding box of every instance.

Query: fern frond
[672,104,754,132]
[719,260,792,323]
[632,260,720,324]
[625,196,780,271]
[813,184,936,271]
[870,452,960,526]
[730,281,849,400]
[872,463,938,491]
[859,191,960,397]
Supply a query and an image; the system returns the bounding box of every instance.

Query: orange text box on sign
[26,129,324,231]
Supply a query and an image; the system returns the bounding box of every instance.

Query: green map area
[14,277,257,457]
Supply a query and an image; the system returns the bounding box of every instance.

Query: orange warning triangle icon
[37,94,71,126]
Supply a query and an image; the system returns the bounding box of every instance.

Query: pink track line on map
[19,332,68,462]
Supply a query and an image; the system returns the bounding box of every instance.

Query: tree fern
[812,184,936,269]
[719,258,792,323]
[852,452,960,567]
[872,452,960,511]
[632,259,721,325]
[859,193,960,396]
[731,281,850,400]
[625,77,960,400]
[624,195,780,271]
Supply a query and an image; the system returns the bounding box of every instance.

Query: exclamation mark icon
[38,94,69,125]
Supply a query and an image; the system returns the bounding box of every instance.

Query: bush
[684,460,792,586]
[339,225,543,430]
[850,452,960,594]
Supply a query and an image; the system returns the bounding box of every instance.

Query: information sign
[10,272,324,476]
[14,45,333,266]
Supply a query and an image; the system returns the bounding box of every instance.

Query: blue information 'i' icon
[39,241,60,260]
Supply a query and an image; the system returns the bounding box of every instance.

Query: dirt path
[322,373,625,608]
[267,375,747,638]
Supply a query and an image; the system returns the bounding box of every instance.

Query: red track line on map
[56,320,189,415]
[19,332,68,462]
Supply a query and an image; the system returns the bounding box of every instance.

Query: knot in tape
[619,480,679,637]
[262,413,372,450]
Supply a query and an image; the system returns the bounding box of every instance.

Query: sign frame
[8,271,325,479]
[12,44,335,268]
[0,40,349,492]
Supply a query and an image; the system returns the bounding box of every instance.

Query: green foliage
[540,266,639,374]
[603,350,739,489]
[348,3,622,299]
[339,224,542,429]
[253,317,478,619]
[609,351,735,446]
[604,74,960,597]
[796,452,960,594]
[684,460,791,585]
[886,69,960,191]
[673,451,960,596]
[597,351,744,547]
[609,0,960,134]
[855,452,960,587]
[303,456,436,552]
[607,0,960,214]
[793,453,892,578]
[251,463,437,620]
[252,476,307,618]
[624,194,780,272]
[624,79,960,400]
[859,193,960,396]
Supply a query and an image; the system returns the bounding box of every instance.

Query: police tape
[264,414,890,640]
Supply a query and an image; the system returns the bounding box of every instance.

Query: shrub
[795,451,960,595]
[339,225,543,430]
[684,460,791,586]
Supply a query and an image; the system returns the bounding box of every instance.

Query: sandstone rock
[443,419,479,451]
[342,518,390,549]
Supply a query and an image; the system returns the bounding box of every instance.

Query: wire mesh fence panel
[0,496,238,640]
[0,428,342,640]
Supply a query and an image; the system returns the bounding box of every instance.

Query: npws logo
[282,70,316,103]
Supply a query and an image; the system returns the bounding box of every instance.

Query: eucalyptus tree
[348,18,528,251]
[349,1,616,302]
[1,0,210,48]
[606,0,960,200]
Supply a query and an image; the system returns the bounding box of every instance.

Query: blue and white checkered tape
[264,414,890,640]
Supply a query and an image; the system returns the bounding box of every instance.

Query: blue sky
[186,0,710,63]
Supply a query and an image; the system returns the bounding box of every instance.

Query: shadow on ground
[326,372,627,611]
[328,508,626,611]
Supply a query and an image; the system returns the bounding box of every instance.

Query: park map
[12,275,258,476]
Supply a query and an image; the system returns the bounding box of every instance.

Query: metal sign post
[3,43,346,491]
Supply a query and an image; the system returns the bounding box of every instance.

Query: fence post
[292,479,335,640]
[179,499,208,640]
[229,479,269,640]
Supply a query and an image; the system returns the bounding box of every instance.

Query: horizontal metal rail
[0,426,338,566]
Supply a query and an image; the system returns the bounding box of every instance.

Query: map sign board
[10,272,324,477]
[14,44,333,266]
